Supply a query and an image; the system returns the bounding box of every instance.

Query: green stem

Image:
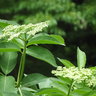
[17,34,27,87]
[18,87,23,96]
[67,80,73,96]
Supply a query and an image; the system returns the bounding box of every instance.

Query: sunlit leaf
[27,34,65,46]
[58,58,74,67]
[77,47,86,69]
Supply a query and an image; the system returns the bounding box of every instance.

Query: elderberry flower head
[52,66,96,87]
[1,21,49,41]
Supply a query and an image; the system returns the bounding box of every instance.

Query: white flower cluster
[1,21,49,41]
[86,76,96,87]
[52,66,96,87]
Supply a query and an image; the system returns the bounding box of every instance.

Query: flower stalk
[17,34,27,87]
[67,80,73,96]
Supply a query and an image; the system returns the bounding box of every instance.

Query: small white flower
[1,21,49,41]
[57,66,63,70]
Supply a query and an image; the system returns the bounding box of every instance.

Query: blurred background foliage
[0,0,96,76]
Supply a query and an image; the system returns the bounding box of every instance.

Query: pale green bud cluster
[52,66,96,87]
[1,21,49,41]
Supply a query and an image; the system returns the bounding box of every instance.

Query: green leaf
[0,19,10,28]
[21,90,34,96]
[45,93,64,96]
[0,19,18,28]
[0,42,21,52]
[39,77,70,94]
[3,92,19,96]
[58,58,75,67]
[36,88,66,96]
[71,88,92,96]
[18,86,35,96]
[50,35,65,45]
[84,91,96,96]
[89,66,96,70]
[12,38,24,49]
[39,78,52,89]
[0,92,3,96]
[0,76,16,93]
[77,47,86,69]
[27,34,65,46]
[26,46,57,67]
[0,52,18,75]
[21,87,36,92]
[53,77,71,85]
[21,73,47,87]
[50,78,69,94]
